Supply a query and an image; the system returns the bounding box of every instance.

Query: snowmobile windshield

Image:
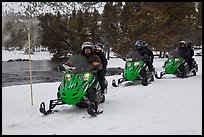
[65,55,94,73]
[168,49,181,58]
[126,50,144,61]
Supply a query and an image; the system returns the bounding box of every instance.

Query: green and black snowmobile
[157,49,198,79]
[112,50,155,87]
[39,55,108,116]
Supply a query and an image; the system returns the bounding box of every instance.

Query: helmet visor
[82,44,93,51]
[135,40,143,47]
[136,43,143,47]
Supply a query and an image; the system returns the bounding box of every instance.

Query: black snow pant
[145,61,154,72]
[188,57,194,70]
[98,69,107,93]
[178,61,189,78]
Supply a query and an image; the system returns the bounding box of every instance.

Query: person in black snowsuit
[134,40,150,83]
[178,41,190,63]
[177,41,190,77]
[135,40,154,72]
[94,43,108,93]
[186,41,195,70]
[142,41,154,73]
[135,40,147,56]
[94,43,107,73]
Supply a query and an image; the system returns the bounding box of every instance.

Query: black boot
[181,72,187,78]
[100,79,107,94]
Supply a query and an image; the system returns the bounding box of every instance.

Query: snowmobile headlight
[65,74,72,81]
[83,73,90,80]
[175,58,179,62]
[127,62,131,67]
[134,62,140,66]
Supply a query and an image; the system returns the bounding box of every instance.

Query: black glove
[58,64,65,71]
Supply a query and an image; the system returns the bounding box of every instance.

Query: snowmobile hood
[165,57,184,74]
[59,72,94,105]
[124,60,145,81]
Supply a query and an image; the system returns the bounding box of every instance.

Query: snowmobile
[39,55,108,116]
[157,49,198,79]
[112,50,155,87]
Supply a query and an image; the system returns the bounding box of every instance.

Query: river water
[2,60,123,87]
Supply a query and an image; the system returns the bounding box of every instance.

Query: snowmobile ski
[112,78,126,87]
[158,71,166,79]
[154,70,160,79]
[39,99,65,115]
[112,79,118,87]
[39,102,52,115]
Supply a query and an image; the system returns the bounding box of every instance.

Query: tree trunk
[159,51,162,58]
[163,51,166,58]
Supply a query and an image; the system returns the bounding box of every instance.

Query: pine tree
[38,12,69,59]
[192,2,202,45]
[101,2,122,59]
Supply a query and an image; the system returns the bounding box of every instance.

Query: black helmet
[187,41,192,48]
[94,43,104,52]
[135,40,144,47]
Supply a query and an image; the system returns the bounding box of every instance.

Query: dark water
[2,60,123,87]
[2,60,62,87]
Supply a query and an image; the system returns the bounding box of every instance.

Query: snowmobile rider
[64,42,102,71]
[94,43,108,74]
[142,41,154,73]
[135,40,154,73]
[177,40,190,77]
[94,43,108,93]
[80,41,107,94]
[177,41,190,65]
[80,42,102,68]
[186,41,195,70]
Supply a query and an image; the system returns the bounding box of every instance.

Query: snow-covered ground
[2,49,202,135]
